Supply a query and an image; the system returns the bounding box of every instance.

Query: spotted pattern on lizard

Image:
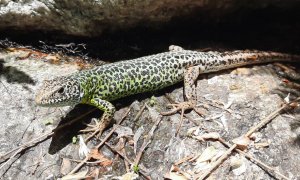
[35,49,300,136]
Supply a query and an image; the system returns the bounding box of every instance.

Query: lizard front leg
[85,98,116,138]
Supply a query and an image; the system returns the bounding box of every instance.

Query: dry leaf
[60,158,72,175]
[187,127,200,136]
[232,136,251,150]
[193,161,211,173]
[196,146,217,163]
[167,172,189,180]
[165,165,190,180]
[61,170,88,180]
[89,149,113,167]
[211,150,225,162]
[193,132,220,142]
[254,141,270,148]
[114,172,139,180]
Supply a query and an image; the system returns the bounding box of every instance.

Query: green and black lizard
[35,47,300,135]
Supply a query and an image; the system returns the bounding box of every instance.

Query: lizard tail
[204,50,300,72]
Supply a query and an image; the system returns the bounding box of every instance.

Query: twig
[104,142,151,180]
[196,144,237,180]
[119,138,130,172]
[218,138,289,180]
[245,103,293,137]
[0,131,53,172]
[0,80,13,99]
[133,103,147,122]
[84,127,101,143]
[175,108,185,136]
[174,154,195,166]
[134,105,162,165]
[105,142,134,164]
[64,157,105,164]
[195,98,299,179]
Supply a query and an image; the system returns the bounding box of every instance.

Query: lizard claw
[80,118,100,132]
[81,115,112,142]
[161,101,195,115]
[161,101,198,136]
[83,121,106,143]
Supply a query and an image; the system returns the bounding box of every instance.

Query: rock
[0,0,298,36]
[1,46,300,179]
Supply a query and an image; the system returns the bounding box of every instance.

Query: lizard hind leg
[169,45,185,52]
[161,66,204,133]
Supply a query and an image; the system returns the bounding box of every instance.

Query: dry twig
[218,138,289,180]
[0,131,53,175]
[134,105,162,165]
[104,142,151,180]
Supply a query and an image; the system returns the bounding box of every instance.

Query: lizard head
[35,76,82,107]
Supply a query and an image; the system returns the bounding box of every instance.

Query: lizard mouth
[35,89,52,106]
[35,93,44,105]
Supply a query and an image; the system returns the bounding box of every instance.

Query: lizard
[35,46,300,137]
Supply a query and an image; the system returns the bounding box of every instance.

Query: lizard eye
[58,87,64,94]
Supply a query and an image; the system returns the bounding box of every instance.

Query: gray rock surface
[1,48,300,179]
[0,0,298,36]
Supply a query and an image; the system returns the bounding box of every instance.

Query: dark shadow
[0,59,35,84]
[48,104,101,154]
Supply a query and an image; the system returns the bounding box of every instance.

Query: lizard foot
[81,119,100,132]
[161,101,206,136]
[160,101,194,115]
[82,115,112,142]
[274,62,300,81]
[161,101,205,116]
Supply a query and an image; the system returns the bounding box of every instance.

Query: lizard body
[35,49,300,135]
